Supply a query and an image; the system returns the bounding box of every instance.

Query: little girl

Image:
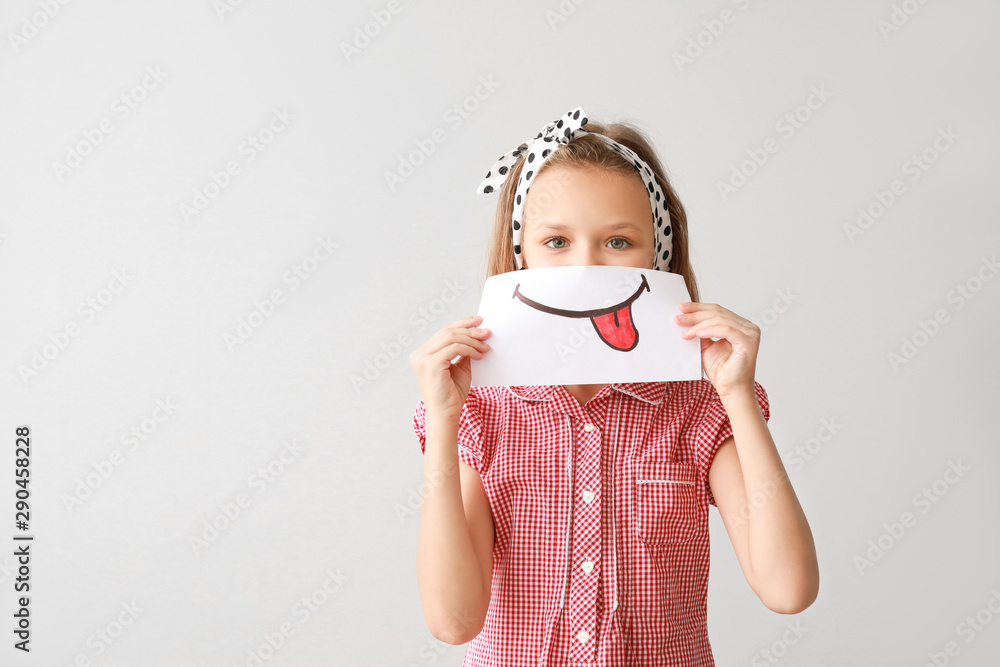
[409,106,818,666]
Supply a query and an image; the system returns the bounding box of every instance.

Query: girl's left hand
[675,302,760,398]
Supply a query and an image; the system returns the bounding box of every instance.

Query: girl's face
[520,166,655,270]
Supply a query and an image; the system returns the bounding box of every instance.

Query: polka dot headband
[476,105,673,271]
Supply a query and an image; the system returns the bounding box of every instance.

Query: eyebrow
[534,221,645,233]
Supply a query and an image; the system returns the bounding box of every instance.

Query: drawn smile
[511,274,650,351]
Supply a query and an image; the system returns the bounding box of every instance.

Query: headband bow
[476,106,673,272]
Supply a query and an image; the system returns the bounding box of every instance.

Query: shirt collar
[506,381,668,405]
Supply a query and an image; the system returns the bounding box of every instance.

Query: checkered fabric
[412,379,771,666]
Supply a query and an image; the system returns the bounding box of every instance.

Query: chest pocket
[634,459,699,545]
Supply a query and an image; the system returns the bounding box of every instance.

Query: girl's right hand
[409,315,492,419]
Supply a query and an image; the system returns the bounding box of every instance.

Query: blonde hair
[482,116,701,303]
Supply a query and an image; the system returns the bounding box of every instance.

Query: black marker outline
[511,273,650,351]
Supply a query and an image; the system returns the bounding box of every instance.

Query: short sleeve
[695,380,770,507]
[411,391,488,474]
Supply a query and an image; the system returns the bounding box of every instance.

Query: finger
[445,315,483,329]
[432,330,491,356]
[676,305,726,323]
[681,315,753,338]
[677,313,726,334]
[448,328,491,348]
[680,315,724,338]
[428,322,489,346]
[678,301,722,313]
[434,341,489,363]
[413,328,489,366]
[443,318,491,339]
[685,304,742,325]
[686,323,752,343]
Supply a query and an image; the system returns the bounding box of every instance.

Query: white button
[583,422,595,432]
[581,561,594,574]
[582,490,595,503]
[576,630,590,643]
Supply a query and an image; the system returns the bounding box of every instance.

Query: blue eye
[543,236,633,250]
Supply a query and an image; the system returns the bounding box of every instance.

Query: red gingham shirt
[412,379,770,666]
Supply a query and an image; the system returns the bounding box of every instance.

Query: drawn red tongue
[511,273,649,353]
[591,303,638,351]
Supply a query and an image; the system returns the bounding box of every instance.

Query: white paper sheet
[470,265,703,387]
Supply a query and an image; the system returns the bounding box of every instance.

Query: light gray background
[1,1,998,665]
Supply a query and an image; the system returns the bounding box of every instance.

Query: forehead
[524,166,652,225]
[533,164,642,188]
